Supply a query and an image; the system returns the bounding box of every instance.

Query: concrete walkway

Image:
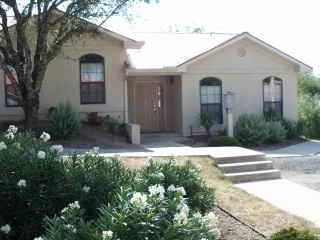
[63,139,320,228]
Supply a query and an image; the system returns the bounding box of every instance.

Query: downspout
[124,72,128,123]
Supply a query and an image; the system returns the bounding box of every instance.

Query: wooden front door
[135,82,165,131]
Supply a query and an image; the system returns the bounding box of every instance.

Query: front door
[135,82,165,131]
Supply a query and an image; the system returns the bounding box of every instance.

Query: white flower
[37,151,46,159]
[50,145,63,153]
[176,187,186,196]
[148,184,165,200]
[131,192,147,210]
[178,203,189,215]
[150,172,164,179]
[83,186,90,193]
[209,228,221,239]
[114,154,123,162]
[91,147,99,154]
[203,211,218,227]
[0,141,7,150]
[193,212,203,219]
[66,224,76,233]
[14,142,20,149]
[157,172,164,178]
[17,179,26,187]
[102,230,113,239]
[7,125,18,134]
[200,238,207,240]
[196,164,202,170]
[5,132,14,139]
[61,207,69,213]
[1,224,11,234]
[167,184,176,192]
[69,200,80,210]
[174,211,188,225]
[34,237,44,240]
[40,132,51,142]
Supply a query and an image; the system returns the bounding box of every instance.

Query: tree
[297,72,320,96]
[0,0,154,131]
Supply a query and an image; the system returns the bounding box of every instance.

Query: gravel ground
[270,155,320,192]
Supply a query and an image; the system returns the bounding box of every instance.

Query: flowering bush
[0,126,133,239]
[0,127,218,239]
[135,157,216,214]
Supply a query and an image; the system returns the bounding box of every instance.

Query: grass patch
[121,155,320,238]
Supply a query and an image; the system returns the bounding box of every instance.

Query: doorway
[134,82,165,131]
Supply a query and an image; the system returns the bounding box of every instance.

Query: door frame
[133,81,166,131]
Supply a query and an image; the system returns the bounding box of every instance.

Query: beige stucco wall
[181,39,298,136]
[0,35,127,122]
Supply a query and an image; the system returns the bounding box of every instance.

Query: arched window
[80,54,105,104]
[200,77,222,123]
[263,76,282,119]
[5,65,20,107]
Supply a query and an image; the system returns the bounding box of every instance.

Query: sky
[106,0,320,74]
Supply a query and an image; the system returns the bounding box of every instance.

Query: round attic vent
[237,47,246,57]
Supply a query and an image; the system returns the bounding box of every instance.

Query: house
[0,29,312,144]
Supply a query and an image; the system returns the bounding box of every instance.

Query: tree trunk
[206,127,211,137]
[23,95,40,132]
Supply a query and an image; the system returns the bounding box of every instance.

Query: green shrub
[268,226,319,240]
[298,94,320,138]
[0,128,218,240]
[209,135,240,147]
[87,112,103,126]
[265,120,287,144]
[104,115,120,134]
[50,101,81,139]
[218,127,227,136]
[234,113,270,146]
[281,118,303,139]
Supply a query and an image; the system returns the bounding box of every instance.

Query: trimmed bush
[265,120,287,144]
[268,226,319,240]
[234,113,270,146]
[50,101,81,139]
[208,136,240,147]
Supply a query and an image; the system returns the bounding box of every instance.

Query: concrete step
[225,169,281,183]
[218,160,274,173]
[141,132,184,139]
[140,132,194,147]
[214,153,266,164]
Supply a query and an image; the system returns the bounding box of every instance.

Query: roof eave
[126,67,184,76]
